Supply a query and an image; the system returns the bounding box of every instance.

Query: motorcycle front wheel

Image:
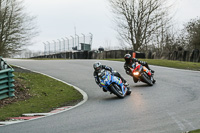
[110,84,125,98]
[133,76,138,83]
[141,73,153,86]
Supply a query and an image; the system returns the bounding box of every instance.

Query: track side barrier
[0,57,15,100]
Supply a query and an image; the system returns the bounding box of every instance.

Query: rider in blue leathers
[93,62,128,92]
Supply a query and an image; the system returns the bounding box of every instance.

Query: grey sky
[25,0,200,52]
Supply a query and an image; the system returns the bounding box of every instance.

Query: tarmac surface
[1,59,200,133]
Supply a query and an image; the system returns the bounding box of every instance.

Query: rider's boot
[153,79,156,84]
[126,87,132,95]
[150,69,155,74]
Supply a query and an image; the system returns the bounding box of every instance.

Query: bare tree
[108,0,171,51]
[0,0,38,57]
[184,17,200,50]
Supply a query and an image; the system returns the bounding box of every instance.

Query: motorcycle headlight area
[98,70,106,80]
[133,72,140,76]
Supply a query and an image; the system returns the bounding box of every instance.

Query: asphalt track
[1,59,200,133]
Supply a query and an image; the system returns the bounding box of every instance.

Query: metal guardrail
[0,57,15,100]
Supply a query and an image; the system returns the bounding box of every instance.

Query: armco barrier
[0,57,15,100]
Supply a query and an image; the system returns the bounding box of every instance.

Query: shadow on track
[101,95,131,101]
[130,83,155,88]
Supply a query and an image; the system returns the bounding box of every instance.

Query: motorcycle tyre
[110,84,125,98]
[133,76,138,83]
[141,73,153,86]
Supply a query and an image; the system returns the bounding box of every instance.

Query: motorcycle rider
[93,62,129,92]
[124,54,156,83]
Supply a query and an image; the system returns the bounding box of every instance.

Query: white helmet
[93,62,102,72]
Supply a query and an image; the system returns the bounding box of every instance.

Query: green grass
[0,70,83,121]
[189,129,200,133]
[103,58,200,71]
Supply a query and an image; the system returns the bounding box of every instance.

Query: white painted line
[167,112,185,131]
[0,120,25,125]
[22,113,54,116]
[182,119,195,130]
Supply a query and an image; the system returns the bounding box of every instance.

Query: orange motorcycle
[128,62,155,86]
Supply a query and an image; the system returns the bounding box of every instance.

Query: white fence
[44,33,93,55]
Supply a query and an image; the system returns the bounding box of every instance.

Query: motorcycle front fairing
[111,76,127,95]
[99,71,127,95]
[132,63,143,79]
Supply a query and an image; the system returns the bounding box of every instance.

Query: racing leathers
[124,58,154,77]
[93,65,128,91]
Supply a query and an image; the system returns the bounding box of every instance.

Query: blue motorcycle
[98,69,131,98]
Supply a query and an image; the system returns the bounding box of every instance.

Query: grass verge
[103,58,200,71]
[0,67,83,121]
[189,129,200,133]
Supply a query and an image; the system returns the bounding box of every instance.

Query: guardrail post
[8,69,15,97]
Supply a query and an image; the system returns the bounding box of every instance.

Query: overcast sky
[24,0,200,52]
